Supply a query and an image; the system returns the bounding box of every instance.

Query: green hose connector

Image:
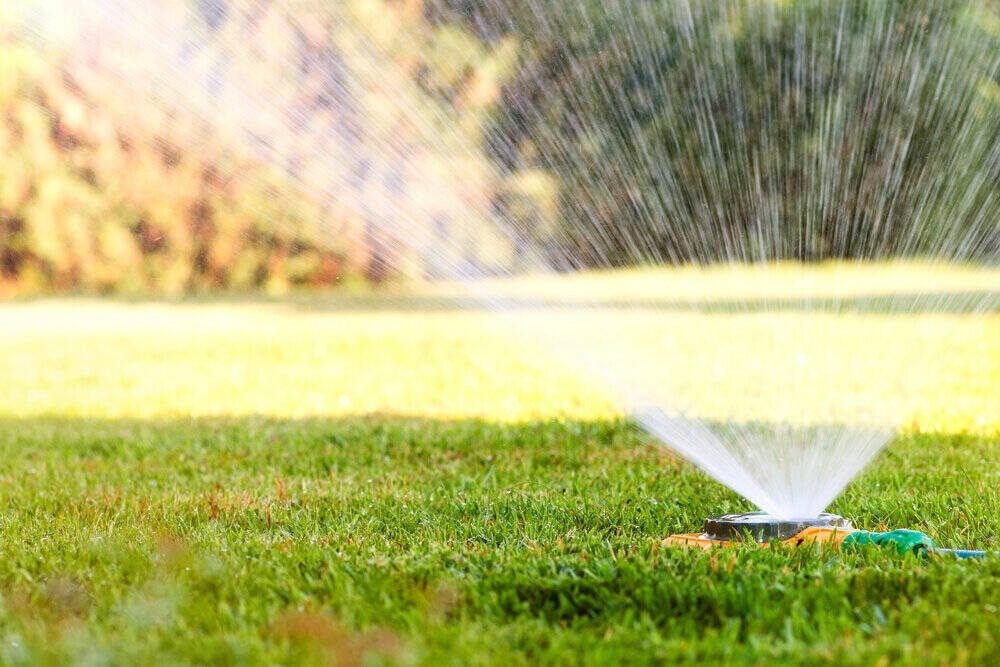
[841,529,988,558]
[841,529,938,556]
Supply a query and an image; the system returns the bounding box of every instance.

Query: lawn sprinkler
[664,512,988,558]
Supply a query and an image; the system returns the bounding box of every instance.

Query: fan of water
[4,0,998,518]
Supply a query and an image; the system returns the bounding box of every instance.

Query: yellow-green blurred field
[2,261,998,433]
[0,297,611,420]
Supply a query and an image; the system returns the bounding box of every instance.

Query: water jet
[3,0,997,528]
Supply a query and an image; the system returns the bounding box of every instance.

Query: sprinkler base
[665,511,853,550]
[705,512,852,541]
[664,513,986,558]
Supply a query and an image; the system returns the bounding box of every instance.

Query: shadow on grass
[0,413,995,536]
[282,290,1000,315]
[24,288,999,315]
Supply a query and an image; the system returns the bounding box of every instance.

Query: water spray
[5,0,997,541]
[665,512,988,559]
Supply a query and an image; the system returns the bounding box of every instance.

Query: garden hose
[665,512,989,558]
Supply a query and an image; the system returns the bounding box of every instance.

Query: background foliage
[1,0,999,295]
[441,0,1000,266]
[0,0,508,295]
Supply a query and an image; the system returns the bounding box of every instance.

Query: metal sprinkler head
[703,511,853,542]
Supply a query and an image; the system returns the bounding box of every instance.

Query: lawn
[1,263,999,665]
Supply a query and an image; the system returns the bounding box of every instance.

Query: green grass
[1,264,999,665]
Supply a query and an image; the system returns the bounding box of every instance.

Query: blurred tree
[2,0,997,297]
[0,0,517,294]
[436,0,1000,266]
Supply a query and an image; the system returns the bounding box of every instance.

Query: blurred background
[2,0,997,298]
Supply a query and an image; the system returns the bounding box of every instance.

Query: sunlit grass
[3,261,997,430]
[0,299,613,421]
[0,262,998,664]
